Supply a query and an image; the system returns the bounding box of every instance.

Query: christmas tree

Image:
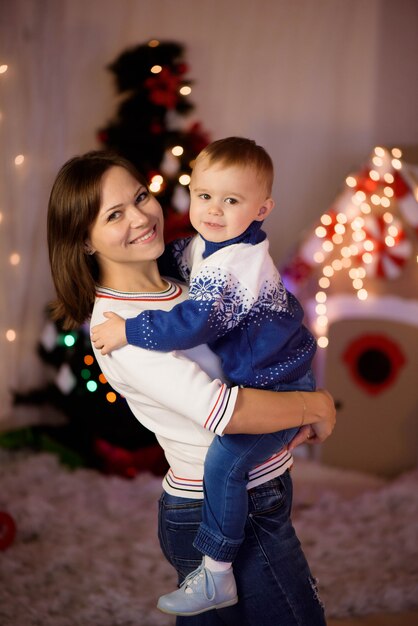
[5,40,211,477]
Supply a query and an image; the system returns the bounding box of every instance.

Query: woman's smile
[129,225,157,245]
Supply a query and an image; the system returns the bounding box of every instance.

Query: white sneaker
[157,563,238,616]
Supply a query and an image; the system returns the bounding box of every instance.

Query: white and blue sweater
[126,221,316,388]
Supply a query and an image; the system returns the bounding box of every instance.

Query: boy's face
[189,159,274,243]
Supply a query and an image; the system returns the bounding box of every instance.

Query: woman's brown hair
[47,150,145,329]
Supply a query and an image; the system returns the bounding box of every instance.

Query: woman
[47,150,335,626]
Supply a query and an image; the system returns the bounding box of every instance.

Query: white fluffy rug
[1,450,417,625]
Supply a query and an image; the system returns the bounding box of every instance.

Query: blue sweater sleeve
[125,269,254,351]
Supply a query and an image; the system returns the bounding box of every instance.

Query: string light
[148,39,160,47]
[171,145,184,156]
[179,86,191,96]
[0,64,8,74]
[86,380,98,392]
[6,330,16,342]
[150,65,162,74]
[9,253,20,265]
[106,392,117,403]
[14,154,24,165]
[179,174,191,185]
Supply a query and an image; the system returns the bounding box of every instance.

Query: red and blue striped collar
[95,280,183,302]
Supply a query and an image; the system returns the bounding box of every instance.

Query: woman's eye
[107,210,121,222]
[135,190,148,204]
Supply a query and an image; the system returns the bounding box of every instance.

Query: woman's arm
[226,387,336,441]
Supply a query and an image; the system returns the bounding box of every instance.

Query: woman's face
[87,166,165,276]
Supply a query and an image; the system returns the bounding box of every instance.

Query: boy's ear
[255,197,274,221]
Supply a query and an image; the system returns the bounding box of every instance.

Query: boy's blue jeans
[158,471,326,626]
[194,370,315,562]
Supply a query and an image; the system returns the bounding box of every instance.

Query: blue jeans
[194,370,316,561]
[158,472,326,626]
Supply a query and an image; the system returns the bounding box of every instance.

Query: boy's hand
[91,312,127,355]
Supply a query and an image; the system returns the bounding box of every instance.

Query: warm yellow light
[334,223,346,235]
[0,212,3,224]
[357,267,366,278]
[331,259,343,271]
[380,197,390,208]
[353,191,366,204]
[391,148,402,159]
[384,173,394,183]
[349,268,358,279]
[152,174,163,184]
[357,288,368,300]
[318,277,330,288]
[383,212,393,223]
[372,156,383,167]
[360,202,371,214]
[320,214,333,226]
[341,246,352,258]
[14,155,24,165]
[362,252,373,264]
[317,336,329,348]
[345,176,357,187]
[9,253,20,265]
[317,315,328,328]
[323,265,334,277]
[322,241,333,253]
[172,146,184,156]
[385,236,395,247]
[148,39,160,47]
[106,391,117,403]
[392,158,402,170]
[151,65,162,74]
[180,86,192,96]
[353,278,363,290]
[332,234,343,244]
[363,240,374,252]
[374,146,385,157]
[6,329,16,342]
[313,251,325,263]
[341,257,352,268]
[150,182,161,192]
[315,226,327,238]
[352,230,366,242]
[315,291,327,303]
[351,217,364,230]
[315,303,327,315]
[371,194,381,206]
[179,174,191,186]
[384,186,394,197]
[369,170,380,181]
[336,213,348,224]
[350,244,359,255]
[387,225,398,237]
[0,64,8,74]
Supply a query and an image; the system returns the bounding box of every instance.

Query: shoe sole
[157,596,239,616]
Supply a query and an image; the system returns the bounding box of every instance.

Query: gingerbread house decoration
[282,146,418,477]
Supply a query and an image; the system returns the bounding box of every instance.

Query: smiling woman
[86,166,166,293]
[47,149,335,626]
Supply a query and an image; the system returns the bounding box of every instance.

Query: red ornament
[0,511,16,550]
[343,334,406,395]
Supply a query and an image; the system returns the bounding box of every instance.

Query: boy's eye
[225,197,238,205]
[198,193,210,200]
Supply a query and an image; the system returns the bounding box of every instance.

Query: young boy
[91,137,317,616]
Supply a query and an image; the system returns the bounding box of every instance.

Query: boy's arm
[91,312,127,355]
[157,236,193,283]
[126,268,255,352]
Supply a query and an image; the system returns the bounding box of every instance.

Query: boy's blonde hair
[195,136,274,194]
